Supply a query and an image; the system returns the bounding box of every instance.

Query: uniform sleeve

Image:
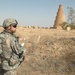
[0,37,2,54]
[1,37,12,59]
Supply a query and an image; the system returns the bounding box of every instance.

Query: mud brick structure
[53,4,66,28]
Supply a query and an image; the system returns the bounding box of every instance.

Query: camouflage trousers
[0,69,17,75]
[4,70,17,75]
[1,60,20,75]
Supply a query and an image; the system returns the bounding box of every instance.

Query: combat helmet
[3,18,18,28]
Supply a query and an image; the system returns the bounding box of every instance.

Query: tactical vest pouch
[8,54,19,66]
[15,41,24,54]
[14,40,25,56]
[14,41,25,64]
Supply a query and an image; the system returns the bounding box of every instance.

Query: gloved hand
[19,51,23,58]
[19,56,25,64]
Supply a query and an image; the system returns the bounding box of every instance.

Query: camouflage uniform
[0,18,25,75]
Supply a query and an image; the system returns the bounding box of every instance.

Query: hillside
[0,27,75,75]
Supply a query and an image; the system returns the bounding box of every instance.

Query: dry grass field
[0,26,75,75]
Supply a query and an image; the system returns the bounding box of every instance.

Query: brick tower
[53,4,66,28]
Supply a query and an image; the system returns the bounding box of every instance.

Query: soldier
[0,18,26,75]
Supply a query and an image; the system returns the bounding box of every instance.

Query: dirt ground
[0,27,75,75]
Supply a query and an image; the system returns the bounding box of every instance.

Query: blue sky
[0,0,75,27]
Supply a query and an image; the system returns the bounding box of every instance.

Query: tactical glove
[19,51,23,58]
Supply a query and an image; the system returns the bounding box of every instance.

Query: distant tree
[60,22,68,29]
[60,21,75,30]
[67,7,75,25]
[60,7,75,30]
